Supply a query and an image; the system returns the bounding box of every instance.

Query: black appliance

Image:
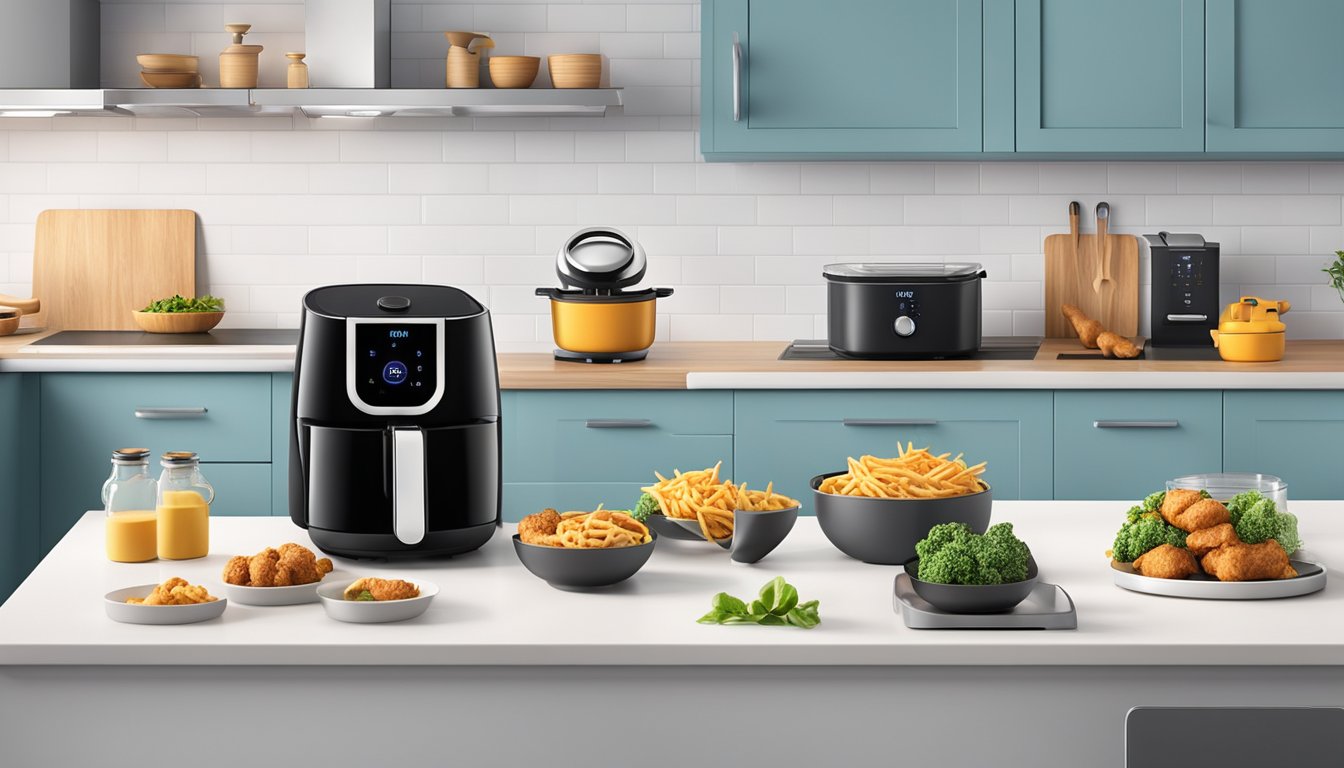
[1146,232,1220,347]
[823,263,987,359]
[289,284,500,559]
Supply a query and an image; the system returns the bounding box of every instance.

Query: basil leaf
[712,592,749,616]
[754,613,786,625]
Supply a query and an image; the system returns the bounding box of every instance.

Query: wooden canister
[286,52,309,88]
[220,24,262,88]
[444,31,494,88]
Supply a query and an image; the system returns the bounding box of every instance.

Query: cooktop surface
[780,337,1043,361]
[32,330,299,346]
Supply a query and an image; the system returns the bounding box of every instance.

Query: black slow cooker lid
[822,262,987,283]
[535,287,673,303]
[304,284,484,319]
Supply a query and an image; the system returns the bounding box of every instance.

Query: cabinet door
[1223,392,1344,500]
[1055,391,1222,500]
[1207,0,1344,152]
[701,0,983,157]
[1015,0,1205,152]
[0,375,38,604]
[734,391,1054,509]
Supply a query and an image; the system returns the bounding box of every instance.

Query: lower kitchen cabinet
[271,374,293,519]
[0,375,39,604]
[734,391,1054,507]
[1223,391,1344,500]
[1054,391,1223,500]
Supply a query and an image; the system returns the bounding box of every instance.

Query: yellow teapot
[1209,296,1290,362]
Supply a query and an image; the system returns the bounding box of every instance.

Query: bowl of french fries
[642,462,801,563]
[513,507,657,590]
[811,444,992,565]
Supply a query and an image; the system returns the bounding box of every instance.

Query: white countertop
[1,502,1339,667]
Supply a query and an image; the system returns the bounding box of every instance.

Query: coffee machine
[1145,232,1220,346]
[289,284,500,558]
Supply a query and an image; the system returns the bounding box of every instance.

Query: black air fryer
[289,284,500,558]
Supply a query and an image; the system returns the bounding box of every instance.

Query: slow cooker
[824,263,987,359]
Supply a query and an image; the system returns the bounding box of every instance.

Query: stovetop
[32,330,299,346]
[780,337,1043,361]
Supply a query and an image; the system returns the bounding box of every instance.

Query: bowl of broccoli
[904,522,1037,614]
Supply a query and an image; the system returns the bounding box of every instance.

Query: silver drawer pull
[584,419,653,429]
[843,419,939,427]
[1093,420,1179,429]
[135,407,209,420]
[1166,314,1208,322]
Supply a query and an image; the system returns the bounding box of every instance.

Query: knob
[377,295,411,311]
[894,315,916,337]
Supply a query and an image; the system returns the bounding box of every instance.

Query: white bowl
[104,584,227,625]
[220,571,344,606]
[316,578,437,623]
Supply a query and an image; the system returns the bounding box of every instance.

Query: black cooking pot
[824,263,987,359]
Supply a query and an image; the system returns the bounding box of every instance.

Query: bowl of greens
[133,294,225,333]
[903,522,1038,614]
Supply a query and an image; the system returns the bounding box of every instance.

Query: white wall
[0,1,1340,349]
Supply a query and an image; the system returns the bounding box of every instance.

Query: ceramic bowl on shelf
[136,53,199,73]
[811,472,993,565]
[316,579,438,623]
[547,54,601,88]
[132,311,224,334]
[513,533,655,590]
[104,585,226,625]
[140,71,202,89]
[902,558,1039,614]
[489,56,540,88]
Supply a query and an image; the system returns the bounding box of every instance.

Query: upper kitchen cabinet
[700,0,985,159]
[1014,0,1205,153]
[1206,0,1344,153]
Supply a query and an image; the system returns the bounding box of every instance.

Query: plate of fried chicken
[220,542,338,606]
[1110,488,1326,600]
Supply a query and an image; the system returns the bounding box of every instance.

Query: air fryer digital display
[353,323,438,407]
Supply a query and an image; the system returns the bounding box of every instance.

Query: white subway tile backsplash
[516,132,576,163]
[48,163,140,194]
[801,164,870,195]
[758,196,831,226]
[1038,163,1107,193]
[904,195,1008,226]
[489,163,598,193]
[677,195,755,225]
[309,226,388,256]
[11,132,99,162]
[625,131,694,162]
[206,163,306,194]
[627,4,695,32]
[1177,163,1242,194]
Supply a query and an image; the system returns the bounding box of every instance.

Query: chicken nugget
[274,542,327,586]
[1201,540,1295,582]
[517,508,562,546]
[1159,489,1204,525]
[248,547,280,587]
[222,555,251,586]
[1184,523,1241,557]
[1168,498,1231,533]
[1132,544,1200,580]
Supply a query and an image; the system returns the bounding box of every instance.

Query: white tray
[1111,558,1326,600]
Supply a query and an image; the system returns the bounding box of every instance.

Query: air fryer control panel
[353,322,438,408]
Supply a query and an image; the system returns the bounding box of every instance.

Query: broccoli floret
[631,492,660,522]
[1142,491,1166,513]
[1111,511,1186,563]
[916,522,1031,585]
[1228,491,1300,554]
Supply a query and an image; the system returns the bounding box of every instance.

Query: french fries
[641,461,799,543]
[817,443,987,499]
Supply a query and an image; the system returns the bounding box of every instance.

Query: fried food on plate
[517,508,562,546]
[1201,541,1297,582]
[1132,544,1200,580]
[816,444,987,500]
[642,462,798,542]
[343,577,420,601]
[1184,523,1241,557]
[1160,491,1231,533]
[223,543,333,587]
[128,577,217,605]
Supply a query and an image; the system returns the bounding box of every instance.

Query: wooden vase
[286,52,308,88]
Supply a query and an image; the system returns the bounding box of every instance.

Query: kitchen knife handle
[842,419,939,427]
[585,419,654,429]
[731,33,743,122]
[1093,420,1179,429]
[134,407,208,419]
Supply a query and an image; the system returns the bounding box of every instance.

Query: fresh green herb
[915,522,1032,584]
[1325,251,1344,304]
[1228,491,1301,555]
[632,492,660,522]
[141,294,224,313]
[697,576,821,629]
[355,590,375,602]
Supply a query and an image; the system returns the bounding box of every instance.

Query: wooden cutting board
[1044,203,1139,338]
[31,210,196,331]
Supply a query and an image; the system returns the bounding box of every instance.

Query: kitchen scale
[893,574,1078,630]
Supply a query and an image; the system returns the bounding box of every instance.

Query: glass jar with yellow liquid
[155,451,215,560]
[103,448,159,562]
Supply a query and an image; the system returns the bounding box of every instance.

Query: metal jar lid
[161,451,199,466]
[556,227,647,290]
[112,448,151,463]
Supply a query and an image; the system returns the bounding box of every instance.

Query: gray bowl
[903,558,1039,614]
[653,506,800,564]
[810,472,993,565]
[644,513,705,541]
[512,533,656,591]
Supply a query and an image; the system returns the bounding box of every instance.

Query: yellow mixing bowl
[537,287,672,354]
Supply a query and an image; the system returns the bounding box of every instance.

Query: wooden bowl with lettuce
[132,295,225,333]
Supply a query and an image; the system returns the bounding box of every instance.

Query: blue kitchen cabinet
[272,373,292,518]
[1014,0,1205,152]
[0,375,39,604]
[1207,0,1344,152]
[700,0,984,158]
[1223,391,1344,500]
[734,391,1054,508]
[39,373,274,553]
[1054,391,1223,500]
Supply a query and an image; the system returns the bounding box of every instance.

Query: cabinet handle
[585,419,653,429]
[731,33,743,122]
[135,407,208,420]
[1093,420,1179,429]
[1166,314,1208,323]
[843,419,939,427]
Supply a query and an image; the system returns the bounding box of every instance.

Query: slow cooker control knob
[894,315,916,337]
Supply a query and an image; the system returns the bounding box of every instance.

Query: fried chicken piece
[248,547,280,587]
[1096,331,1141,359]
[129,577,217,605]
[1062,304,1103,348]
[517,508,562,546]
[272,542,333,586]
[1159,489,1203,522]
[342,577,420,601]
[222,555,251,586]
[1201,540,1296,581]
[1184,523,1241,557]
[1132,544,1200,580]
[1159,490,1231,533]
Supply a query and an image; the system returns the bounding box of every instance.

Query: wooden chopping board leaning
[1044,201,1139,338]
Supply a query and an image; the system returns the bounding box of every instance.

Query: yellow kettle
[1209,296,1290,362]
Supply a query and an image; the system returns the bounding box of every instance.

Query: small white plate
[105,584,227,625]
[1111,559,1327,600]
[219,571,345,606]
[316,578,438,623]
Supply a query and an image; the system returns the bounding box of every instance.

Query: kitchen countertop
[2,502,1339,667]
[2,334,1344,387]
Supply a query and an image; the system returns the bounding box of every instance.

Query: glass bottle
[103,448,158,562]
[155,452,215,560]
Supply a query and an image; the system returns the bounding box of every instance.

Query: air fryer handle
[392,428,426,546]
